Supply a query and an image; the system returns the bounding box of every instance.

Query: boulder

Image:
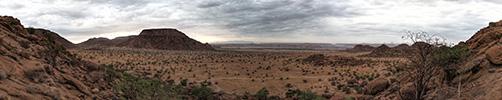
[84,61,102,71]
[91,88,99,93]
[486,45,502,65]
[363,78,389,95]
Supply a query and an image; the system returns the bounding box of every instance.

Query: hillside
[117,28,214,50]
[450,20,502,99]
[77,36,134,48]
[0,16,115,99]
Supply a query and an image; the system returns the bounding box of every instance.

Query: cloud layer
[1,0,501,44]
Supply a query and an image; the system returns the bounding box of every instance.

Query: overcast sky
[1,0,502,44]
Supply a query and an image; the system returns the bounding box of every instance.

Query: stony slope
[0,16,115,99]
[117,28,214,50]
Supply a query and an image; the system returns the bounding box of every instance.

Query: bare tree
[400,30,447,100]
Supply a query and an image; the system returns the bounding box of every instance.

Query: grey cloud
[82,0,150,7]
[37,9,89,19]
[194,0,359,37]
[3,0,499,44]
[197,1,225,8]
[481,0,502,3]
[8,3,24,9]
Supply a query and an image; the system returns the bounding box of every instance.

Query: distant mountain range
[212,42,403,50]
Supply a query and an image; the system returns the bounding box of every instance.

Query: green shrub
[254,87,269,100]
[180,78,188,86]
[489,22,497,27]
[354,86,363,94]
[285,89,301,98]
[390,78,397,84]
[286,83,293,88]
[337,84,344,90]
[8,19,19,25]
[299,90,323,100]
[434,46,468,82]
[26,27,35,34]
[368,77,374,81]
[343,87,351,94]
[114,73,175,100]
[190,86,214,99]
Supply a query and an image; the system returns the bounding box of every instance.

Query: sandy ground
[70,48,403,97]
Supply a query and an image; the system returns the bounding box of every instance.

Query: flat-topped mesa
[138,28,188,37]
[118,28,215,50]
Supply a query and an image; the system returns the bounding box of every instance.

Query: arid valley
[70,47,402,98]
[2,0,502,100]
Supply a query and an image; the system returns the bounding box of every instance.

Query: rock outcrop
[29,28,76,49]
[117,28,214,50]
[0,16,116,99]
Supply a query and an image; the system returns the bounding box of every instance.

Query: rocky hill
[345,44,375,52]
[117,28,214,50]
[77,36,134,48]
[0,16,115,99]
[364,44,412,57]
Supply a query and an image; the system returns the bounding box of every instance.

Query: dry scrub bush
[399,30,446,100]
